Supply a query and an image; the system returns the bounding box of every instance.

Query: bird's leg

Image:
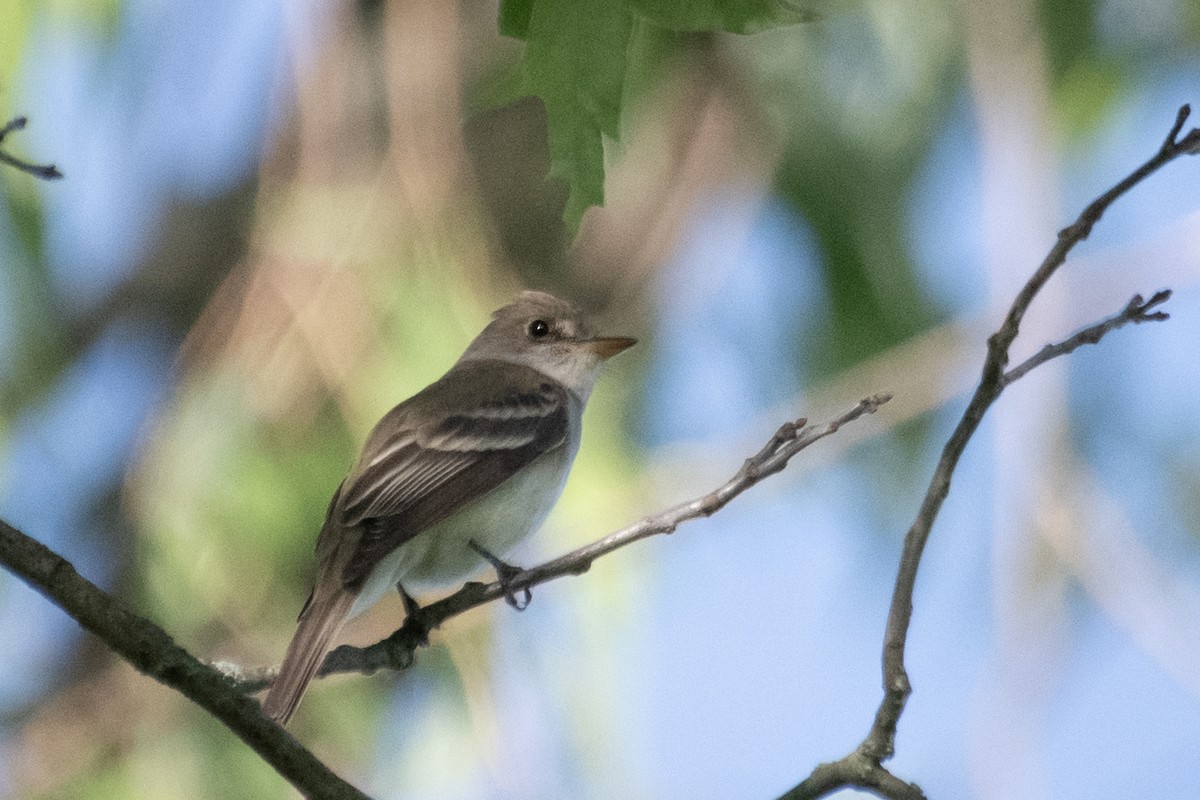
[397,582,422,618]
[396,582,431,647]
[468,539,532,610]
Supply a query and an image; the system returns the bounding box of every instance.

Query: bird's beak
[583,336,638,360]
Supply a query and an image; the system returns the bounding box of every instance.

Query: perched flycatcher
[262,291,636,724]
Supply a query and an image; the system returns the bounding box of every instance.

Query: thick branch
[0,116,63,180]
[0,520,371,800]
[225,393,893,692]
[777,105,1194,799]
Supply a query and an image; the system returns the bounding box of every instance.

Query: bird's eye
[528,319,551,338]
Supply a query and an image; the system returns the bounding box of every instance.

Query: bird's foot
[468,539,532,610]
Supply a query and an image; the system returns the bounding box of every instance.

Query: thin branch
[0,520,372,800]
[776,105,1194,799]
[1000,290,1171,387]
[0,116,63,180]
[223,393,893,692]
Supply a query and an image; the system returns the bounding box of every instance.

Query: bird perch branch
[220,392,893,692]
[774,104,1196,800]
[0,395,888,798]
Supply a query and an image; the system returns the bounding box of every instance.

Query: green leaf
[510,0,811,231]
[623,0,815,34]
[499,0,534,39]
[522,0,634,231]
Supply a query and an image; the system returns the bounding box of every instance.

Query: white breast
[348,430,580,618]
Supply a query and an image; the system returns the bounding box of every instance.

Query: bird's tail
[262,587,355,725]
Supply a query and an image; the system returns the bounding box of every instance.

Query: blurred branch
[0,116,63,179]
[223,393,893,692]
[776,105,1196,800]
[0,520,372,800]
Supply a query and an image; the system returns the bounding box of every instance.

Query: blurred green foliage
[625,0,815,33]
[731,2,959,374]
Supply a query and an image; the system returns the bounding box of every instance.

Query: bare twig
[1000,290,1171,387]
[0,116,63,180]
[223,393,893,692]
[774,106,1194,800]
[0,520,371,800]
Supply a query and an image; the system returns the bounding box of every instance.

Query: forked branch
[776,105,1195,800]
[0,116,63,180]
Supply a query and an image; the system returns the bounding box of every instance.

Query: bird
[261,290,636,724]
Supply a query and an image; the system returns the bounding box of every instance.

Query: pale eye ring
[528,319,551,338]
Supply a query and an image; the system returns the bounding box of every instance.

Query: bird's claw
[468,539,532,611]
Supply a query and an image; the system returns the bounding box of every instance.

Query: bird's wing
[334,361,569,589]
